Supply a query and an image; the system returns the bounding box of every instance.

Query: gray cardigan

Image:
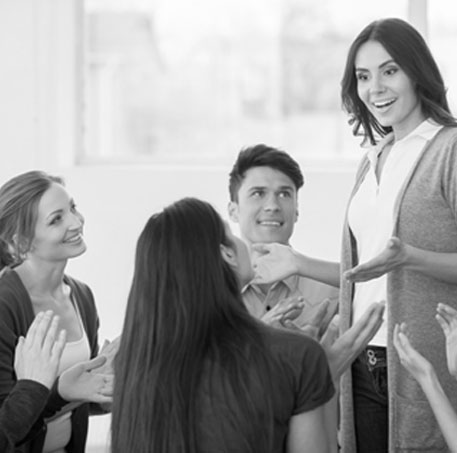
[339,126,457,452]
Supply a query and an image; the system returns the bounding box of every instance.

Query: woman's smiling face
[27,183,86,263]
[355,40,425,140]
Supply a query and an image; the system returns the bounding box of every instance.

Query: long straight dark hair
[341,18,457,145]
[111,198,274,453]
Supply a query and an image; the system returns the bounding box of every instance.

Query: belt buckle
[367,349,378,368]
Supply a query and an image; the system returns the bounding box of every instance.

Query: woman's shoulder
[0,269,27,304]
[262,325,326,364]
[0,270,32,333]
[432,125,457,148]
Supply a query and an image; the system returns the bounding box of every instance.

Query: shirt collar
[242,274,299,294]
[366,119,442,167]
[397,118,442,143]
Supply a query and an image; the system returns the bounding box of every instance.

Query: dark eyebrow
[355,59,396,72]
[247,186,266,192]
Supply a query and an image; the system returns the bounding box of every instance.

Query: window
[83,0,425,165]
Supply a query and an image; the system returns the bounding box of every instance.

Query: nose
[69,211,84,230]
[263,193,280,212]
[369,74,385,94]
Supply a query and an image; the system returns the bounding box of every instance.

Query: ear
[295,208,299,223]
[228,201,239,223]
[220,244,238,268]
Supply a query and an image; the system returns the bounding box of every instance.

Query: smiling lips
[64,233,83,244]
[373,98,396,109]
[257,220,283,227]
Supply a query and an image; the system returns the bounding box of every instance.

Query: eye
[384,66,398,76]
[278,191,292,198]
[251,190,264,198]
[356,72,368,82]
[49,215,62,226]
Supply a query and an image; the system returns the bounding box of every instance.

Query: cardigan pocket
[393,394,446,451]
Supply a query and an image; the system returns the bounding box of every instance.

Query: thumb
[83,355,108,372]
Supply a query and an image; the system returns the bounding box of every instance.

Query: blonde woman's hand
[14,310,66,389]
[58,355,113,404]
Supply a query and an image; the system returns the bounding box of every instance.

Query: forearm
[405,246,457,285]
[322,393,339,453]
[0,380,49,447]
[419,371,457,452]
[294,253,340,288]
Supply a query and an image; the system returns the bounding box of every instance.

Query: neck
[392,111,426,142]
[15,259,67,296]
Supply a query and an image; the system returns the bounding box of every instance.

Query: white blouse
[348,120,442,346]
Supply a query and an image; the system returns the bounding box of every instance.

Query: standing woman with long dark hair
[112,197,334,453]
[0,171,112,453]
[338,18,457,453]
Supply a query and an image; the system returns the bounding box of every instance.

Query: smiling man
[228,144,338,330]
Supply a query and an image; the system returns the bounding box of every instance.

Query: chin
[68,244,87,259]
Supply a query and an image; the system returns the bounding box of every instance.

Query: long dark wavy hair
[341,18,457,145]
[111,198,275,453]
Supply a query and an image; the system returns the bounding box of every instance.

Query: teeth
[259,221,281,226]
[374,99,395,108]
[65,234,81,243]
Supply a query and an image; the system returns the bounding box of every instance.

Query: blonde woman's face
[27,183,86,263]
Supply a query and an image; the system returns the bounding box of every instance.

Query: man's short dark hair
[228,144,304,202]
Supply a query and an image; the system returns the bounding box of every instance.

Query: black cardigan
[0,269,100,453]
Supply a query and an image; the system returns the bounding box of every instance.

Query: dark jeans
[352,346,388,453]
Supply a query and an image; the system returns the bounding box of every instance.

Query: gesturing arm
[345,237,457,285]
[251,243,340,288]
[393,322,457,452]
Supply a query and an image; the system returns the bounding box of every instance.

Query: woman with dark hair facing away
[0,171,113,453]
[251,17,457,452]
[111,197,335,453]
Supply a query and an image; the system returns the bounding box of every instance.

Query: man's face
[228,166,298,246]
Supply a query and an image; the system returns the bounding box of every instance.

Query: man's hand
[344,237,408,282]
[260,296,304,328]
[251,243,299,284]
[436,303,457,379]
[322,302,385,382]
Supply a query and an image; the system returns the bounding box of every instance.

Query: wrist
[292,249,307,277]
[401,243,417,270]
[417,366,439,391]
